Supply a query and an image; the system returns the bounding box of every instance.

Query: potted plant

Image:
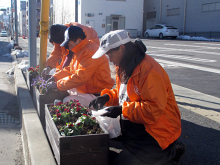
[32,76,69,129]
[26,65,39,97]
[45,100,109,165]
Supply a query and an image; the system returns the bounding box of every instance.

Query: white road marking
[155,59,220,74]
[148,53,216,62]
[147,46,220,56]
[193,43,220,46]
[164,44,220,50]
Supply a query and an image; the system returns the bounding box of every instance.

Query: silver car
[144,24,179,39]
[0,31,8,37]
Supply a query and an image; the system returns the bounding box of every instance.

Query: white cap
[92,30,131,59]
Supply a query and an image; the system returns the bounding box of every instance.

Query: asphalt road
[4,37,220,165]
[141,38,220,98]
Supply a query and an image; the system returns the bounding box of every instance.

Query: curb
[14,67,56,165]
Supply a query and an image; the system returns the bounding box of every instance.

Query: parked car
[0,31,8,37]
[144,24,179,39]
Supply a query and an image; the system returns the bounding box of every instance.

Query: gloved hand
[46,81,57,90]
[89,94,110,110]
[101,106,122,118]
[41,66,52,80]
[46,76,55,83]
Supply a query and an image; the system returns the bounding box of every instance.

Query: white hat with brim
[92,30,131,59]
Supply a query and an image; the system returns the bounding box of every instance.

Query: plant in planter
[31,76,69,130]
[26,65,39,97]
[48,99,103,136]
[45,100,109,165]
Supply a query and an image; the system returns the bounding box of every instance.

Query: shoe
[163,142,186,165]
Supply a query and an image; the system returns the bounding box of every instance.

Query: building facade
[53,0,144,37]
[143,0,220,38]
[19,1,27,36]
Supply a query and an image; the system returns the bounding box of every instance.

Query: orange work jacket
[53,39,115,94]
[45,22,99,68]
[101,54,181,150]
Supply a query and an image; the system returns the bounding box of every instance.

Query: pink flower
[92,117,96,120]
[57,113,61,118]
[83,114,88,116]
[57,102,62,106]
[64,108,70,113]
[68,124,73,128]
[55,110,59,113]
[76,107,81,112]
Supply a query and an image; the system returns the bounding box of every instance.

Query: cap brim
[60,39,69,47]
[92,48,109,59]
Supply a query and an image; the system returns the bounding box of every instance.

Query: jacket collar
[71,39,88,54]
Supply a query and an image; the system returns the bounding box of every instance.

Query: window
[167,8,180,16]
[146,11,156,19]
[202,2,220,12]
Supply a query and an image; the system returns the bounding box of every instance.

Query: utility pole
[11,0,14,39]
[28,0,37,67]
[14,0,18,44]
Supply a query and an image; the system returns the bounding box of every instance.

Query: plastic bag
[92,108,121,139]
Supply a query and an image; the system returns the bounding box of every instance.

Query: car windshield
[1,31,7,33]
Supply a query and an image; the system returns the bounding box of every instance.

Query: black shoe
[163,142,186,165]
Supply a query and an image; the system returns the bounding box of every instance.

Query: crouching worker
[46,26,115,108]
[89,30,186,165]
[41,22,100,80]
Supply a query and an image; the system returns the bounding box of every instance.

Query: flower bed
[32,76,69,129]
[26,65,39,97]
[45,100,109,165]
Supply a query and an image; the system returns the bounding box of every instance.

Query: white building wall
[53,0,143,37]
[19,10,27,36]
[80,0,143,37]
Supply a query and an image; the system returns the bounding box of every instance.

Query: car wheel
[145,33,149,38]
[172,36,177,39]
[159,33,164,39]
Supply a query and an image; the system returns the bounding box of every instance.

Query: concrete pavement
[1,37,220,164]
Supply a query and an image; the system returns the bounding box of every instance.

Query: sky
[0,0,24,14]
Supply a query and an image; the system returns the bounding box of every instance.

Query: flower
[28,65,39,74]
[48,99,103,136]
[31,76,48,94]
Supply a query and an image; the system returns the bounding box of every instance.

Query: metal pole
[183,0,187,35]
[14,0,18,44]
[11,0,14,39]
[28,0,37,67]
[39,0,50,75]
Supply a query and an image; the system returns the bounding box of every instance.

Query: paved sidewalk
[0,41,24,164]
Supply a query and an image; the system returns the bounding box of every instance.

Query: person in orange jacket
[89,30,186,165]
[41,22,100,79]
[46,26,115,108]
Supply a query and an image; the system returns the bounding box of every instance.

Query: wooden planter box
[45,104,110,165]
[33,87,69,129]
[26,70,38,97]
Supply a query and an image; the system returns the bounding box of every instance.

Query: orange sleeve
[45,43,63,68]
[56,50,99,91]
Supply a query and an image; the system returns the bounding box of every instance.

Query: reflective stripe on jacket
[53,39,115,94]
[45,22,99,68]
[101,54,181,150]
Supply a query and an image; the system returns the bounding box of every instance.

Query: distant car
[0,31,8,37]
[144,24,179,39]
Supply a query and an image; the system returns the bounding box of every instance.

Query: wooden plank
[45,104,110,165]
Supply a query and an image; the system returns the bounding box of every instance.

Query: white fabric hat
[92,30,131,59]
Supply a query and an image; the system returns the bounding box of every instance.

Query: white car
[0,31,8,37]
[144,24,179,39]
